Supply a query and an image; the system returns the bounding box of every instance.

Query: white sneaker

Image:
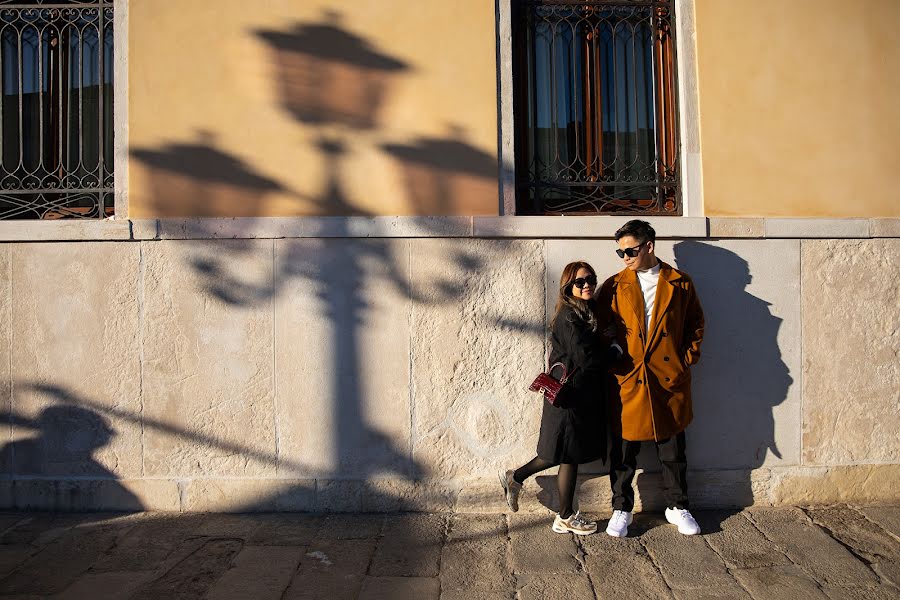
[552,511,597,535]
[665,507,700,535]
[605,510,633,537]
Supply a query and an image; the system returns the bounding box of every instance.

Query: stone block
[697,511,790,569]
[871,218,900,238]
[360,479,456,513]
[205,546,302,600]
[547,239,802,470]
[442,515,514,594]
[318,514,384,540]
[357,576,440,600]
[805,505,900,562]
[0,220,132,241]
[9,243,143,479]
[708,218,765,238]
[370,515,445,577]
[473,216,708,238]
[771,465,900,505]
[130,538,243,600]
[129,219,160,240]
[275,239,413,479]
[141,240,276,477]
[746,507,876,586]
[858,505,900,539]
[410,240,545,481]
[580,533,672,600]
[732,565,829,600]
[52,571,158,600]
[508,513,579,574]
[302,216,472,238]
[822,584,900,600]
[155,217,303,240]
[315,479,364,513]
[515,573,596,600]
[765,218,870,238]
[801,239,900,465]
[181,478,315,512]
[640,521,736,590]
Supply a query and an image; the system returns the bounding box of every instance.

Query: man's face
[617,235,656,271]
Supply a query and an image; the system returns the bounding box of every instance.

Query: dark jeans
[609,431,689,511]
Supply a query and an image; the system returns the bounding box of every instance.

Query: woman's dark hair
[614,219,656,244]
[552,261,599,332]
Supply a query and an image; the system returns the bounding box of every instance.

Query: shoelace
[610,511,628,525]
[570,511,591,528]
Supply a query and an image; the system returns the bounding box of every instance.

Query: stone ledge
[765,218,871,238]
[0,219,133,241]
[2,467,896,512]
[1,216,899,242]
[473,216,709,238]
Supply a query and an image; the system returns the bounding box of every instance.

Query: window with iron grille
[0,0,113,220]
[513,0,678,215]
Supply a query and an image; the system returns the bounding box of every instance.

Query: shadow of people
[0,404,142,511]
[630,241,793,513]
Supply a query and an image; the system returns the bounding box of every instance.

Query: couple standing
[500,220,705,537]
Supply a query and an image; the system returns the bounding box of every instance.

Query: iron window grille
[513,0,679,215]
[0,0,113,220]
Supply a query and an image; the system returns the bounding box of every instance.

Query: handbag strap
[548,361,577,383]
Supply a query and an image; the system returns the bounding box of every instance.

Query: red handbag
[528,362,575,406]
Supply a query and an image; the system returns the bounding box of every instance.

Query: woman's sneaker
[499,469,522,512]
[665,507,701,535]
[605,510,633,537]
[552,511,597,535]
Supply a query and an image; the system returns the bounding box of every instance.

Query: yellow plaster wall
[128,1,498,217]
[694,0,900,217]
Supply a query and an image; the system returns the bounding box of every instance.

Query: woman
[500,261,619,534]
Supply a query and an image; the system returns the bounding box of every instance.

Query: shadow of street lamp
[256,10,410,131]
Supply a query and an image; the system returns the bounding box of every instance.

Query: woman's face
[571,267,596,300]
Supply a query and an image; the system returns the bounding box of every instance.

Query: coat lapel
[615,268,647,340]
[646,261,682,345]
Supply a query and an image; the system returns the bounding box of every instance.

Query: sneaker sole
[605,527,628,538]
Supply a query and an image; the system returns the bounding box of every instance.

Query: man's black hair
[614,219,656,244]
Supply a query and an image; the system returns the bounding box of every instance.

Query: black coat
[536,304,612,464]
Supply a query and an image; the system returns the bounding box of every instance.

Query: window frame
[499,0,702,217]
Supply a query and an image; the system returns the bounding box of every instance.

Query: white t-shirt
[636,261,661,333]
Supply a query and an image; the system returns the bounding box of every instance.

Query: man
[598,220,705,537]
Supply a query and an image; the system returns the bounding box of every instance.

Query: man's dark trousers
[609,431,689,511]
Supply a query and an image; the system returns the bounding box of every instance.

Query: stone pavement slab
[746,507,878,587]
[0,505,895,599]
[732,565,830,599]
[508,513,580,575]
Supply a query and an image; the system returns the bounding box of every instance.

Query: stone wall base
[2,464,897,513]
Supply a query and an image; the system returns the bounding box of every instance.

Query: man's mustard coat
[599,261,704,441]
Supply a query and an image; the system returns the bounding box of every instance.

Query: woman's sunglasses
[616,241,647,258]
[573,275,598,289]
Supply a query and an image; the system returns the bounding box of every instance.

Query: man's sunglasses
[616,241,647,258]
[573,275,598,289]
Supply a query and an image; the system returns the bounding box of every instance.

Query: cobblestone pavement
[0,505,897,599]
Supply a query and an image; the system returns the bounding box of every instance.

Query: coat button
[665,377,671,382]
[637,379,643,384]
[664,356,670,362]
[662,332,668,337]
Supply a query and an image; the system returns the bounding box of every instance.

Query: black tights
[513,457,579,519]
